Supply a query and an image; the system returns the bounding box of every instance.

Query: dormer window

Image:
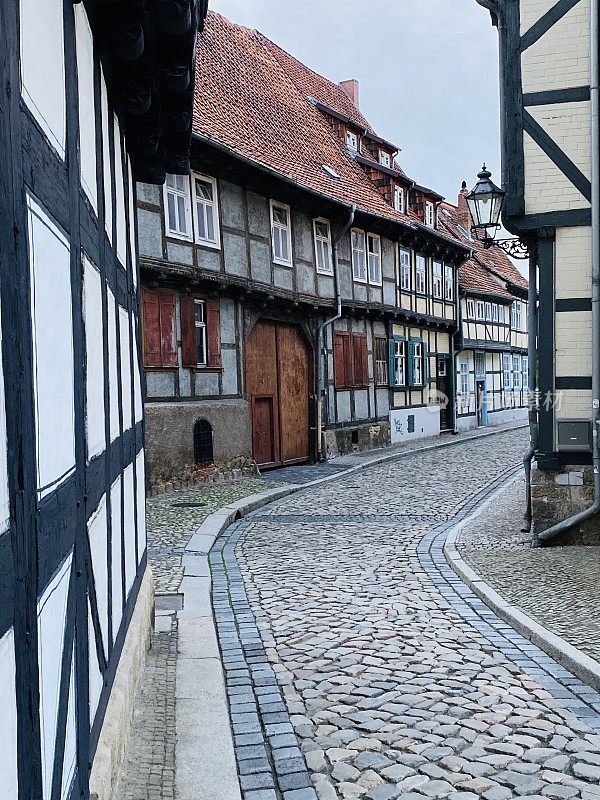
[379,150,391,168]
[394,185,405,214]
[346,130,358,151]
[425,201,435,228]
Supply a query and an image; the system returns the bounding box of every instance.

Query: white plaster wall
[136,450,146,563]
[132,316,143,424]
[555,227,592,299]
[88,496,108,658]
[389,406,440,444]
[113,117,127,266]
[110,477,123,641]
[101,72,113,242]
[61,648,76,800]
[88,602,103,721]
[119,307,132,432]
[20,0,66,157]
[123,464,136,597]
[128,163,137,285]
[0,629,18,800]
[75,3,97,211]
[37,554,72,800]
[555,310,592,377]
[84,258,106,459]
[27,197,75,498]
[107,290,120,442]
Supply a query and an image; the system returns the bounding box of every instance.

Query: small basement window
[194,419,214,465]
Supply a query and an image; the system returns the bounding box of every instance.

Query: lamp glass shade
[465,167,505,234]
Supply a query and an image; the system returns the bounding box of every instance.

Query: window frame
[503,353,513,391]
[466,298,475,319]
[346,129,358,151]
[379,150,391,168]
[425,201,435,228]
[393,338,407,387]
[164,173,193,241]
[444,264,454,301]
[512,353,522,390]
[412,341,424,386]
[485,301,492,321]
[476,300,485,320]
[522,355,529,389]
[192,173,221,249]
[269,200,293,266]
[399,247,411,291]
[394,185,405,213]
[367,233,382,286]
[460,359,469,405]
[374,336,389,387]
[498,305,505,324]
[415,254,427,295]
[351,228,367,283]
[511,300,522,331]
[432,260,443,299]
[492,303,499,323]
[194,298,208,367]
[313,217,333,275]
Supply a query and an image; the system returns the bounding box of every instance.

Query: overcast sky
[208,0,501,205]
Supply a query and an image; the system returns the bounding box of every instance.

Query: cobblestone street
[213,428,600,800]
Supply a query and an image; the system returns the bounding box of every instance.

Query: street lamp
[466,165,532,259]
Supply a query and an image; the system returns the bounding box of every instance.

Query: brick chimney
[340,79,360,109]
[457,180,471,232]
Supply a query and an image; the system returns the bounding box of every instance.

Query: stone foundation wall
[532,463,600,545]
[324,421,390,459]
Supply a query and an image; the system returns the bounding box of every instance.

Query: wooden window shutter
[407,340,415,386]
[334,333,349,388]
[352,334,368,387]
[180,294,196,367]
[206,299,222,368]
[423,342,430,385]
[142,289,162,367]
[388,338,396,386]
[159,292,178,367]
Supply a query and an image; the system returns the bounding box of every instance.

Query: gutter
[537,0,600,543]
[316,204,356,461]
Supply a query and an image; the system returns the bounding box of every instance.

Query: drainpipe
[452,270,464,435]
[537,0,599,543]
[521,251,539,533]
[316,204,356,461]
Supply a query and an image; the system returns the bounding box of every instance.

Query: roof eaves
[308,97,368,135]
[354,153,413,182]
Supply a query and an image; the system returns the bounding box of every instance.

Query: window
[351,229,367,282]
[475,352,486,377]
[180,296,222,369]
[492,304,499,323]
[165,173,192,239]
[270,201,292,265]
[512,354,522,390]
[142,289,177,368]
[375,338,388,386]
[313,218,333,274]
[393,339,406,386]
[394,186,405,213]
[498,305,505,324]
[460,360,469,401]
[367,234,382,285]
[476,300,485,320]
[467,298,475,319]
[485,302,492,321]
[503,353,512,390]
[379,150,391,168]
[333,332,368,388]
[433,261,443,299]
[193,300,207,366]
[444,265,454,301]
[193,174,220,247]
[511,300,522,331]
[399,247,411,291]
[522,355,529,389]
[346,130,358,151]
[425,201,435,228]
[413,342,424,386]
[416,254,426,294]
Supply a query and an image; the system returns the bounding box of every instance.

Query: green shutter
[388,338,396,386]
[423,342,429,386]
[407,341,415,386]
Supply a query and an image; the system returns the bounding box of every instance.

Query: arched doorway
[193,419,214,465]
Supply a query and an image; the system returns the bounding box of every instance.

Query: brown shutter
[159,292,178,367]
[206,298,222,368]
[142,289,162,367]
[352,334,368,387]
[180,294,196,367]
[334,333,349,389]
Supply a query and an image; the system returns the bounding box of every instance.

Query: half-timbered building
[0,1,203,798]
[137,11,471,489]
[478,0,598,537]
[439,193,529,430]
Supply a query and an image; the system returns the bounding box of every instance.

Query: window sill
[166,231,193,244]
[316,268,334,277]
[195,239,221,251]
[273,257,293,268]
[144,365,178,371]
[191,366,223,373]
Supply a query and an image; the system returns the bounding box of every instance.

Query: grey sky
[208,0,501,207]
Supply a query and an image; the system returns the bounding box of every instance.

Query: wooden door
[245,320,310,468]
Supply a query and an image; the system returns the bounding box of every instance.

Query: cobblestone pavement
[457,476,600,666]
[213,428,600,800]
[147,480,280,593]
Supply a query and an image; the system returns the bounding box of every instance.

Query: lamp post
[465,165,532,259]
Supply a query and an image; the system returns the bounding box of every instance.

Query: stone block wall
[532,463,600,545]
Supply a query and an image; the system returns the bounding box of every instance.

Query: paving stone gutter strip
[442,470,600,696]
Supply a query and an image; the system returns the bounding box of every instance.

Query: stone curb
[443,470,600,694]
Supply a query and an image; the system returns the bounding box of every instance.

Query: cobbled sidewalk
[457,475,600,666]
[214,428,600,800]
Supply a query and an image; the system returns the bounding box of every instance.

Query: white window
[164,174,192,239]
[485,302,492,321]
[476,300,485,320]
[394,339,406,386]
[467,298,475,319]
[379,150,391,168]
[351,229,367,282]
[492,304,499,323]
[346,130,358,151]
[194,299,207,366]
[512,354,522,389]
[433,261,443,299]
[413,342,424,385]
[367,234,382,285]
[394,186,405,213]
[503,353,512,390]
[425,201,435,228]
[460,360,469,400]
[313,218,333,274]
[193,174,220,247]
[522,355,529,389]
[270,201,292,265]
[511,300,522,331]
[498,305,505,324]
[399,247,411,291]
[416,255,426,294]
[444,265,454,301]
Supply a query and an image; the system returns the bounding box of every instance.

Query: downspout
[521,251,539,532]
[537,0,600,542]
[316,204,356,461]
[452,267,465,435]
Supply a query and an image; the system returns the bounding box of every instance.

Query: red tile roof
[192,12,462,250]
